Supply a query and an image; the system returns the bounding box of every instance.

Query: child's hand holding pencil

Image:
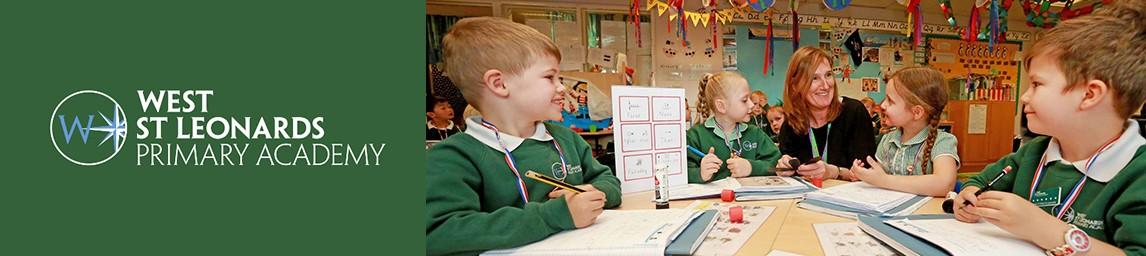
[699,147,723,182]
[526,170,605,228]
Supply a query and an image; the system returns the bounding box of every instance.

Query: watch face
[1068,228,1091,251]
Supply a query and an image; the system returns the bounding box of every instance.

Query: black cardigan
[778,97,877,168]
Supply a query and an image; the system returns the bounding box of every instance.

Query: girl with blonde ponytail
[685,71,781,183]
[846,67,960,196]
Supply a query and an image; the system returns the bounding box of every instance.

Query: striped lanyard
[1029,136,1120,220]
[714,121,744,156]
[808,123,832,162]
[480,119,569,205]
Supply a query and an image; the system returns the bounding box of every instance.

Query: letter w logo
[58,115,95,143]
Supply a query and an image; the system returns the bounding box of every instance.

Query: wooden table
[616,179,945,255]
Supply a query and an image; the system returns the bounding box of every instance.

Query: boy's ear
[714,98,728,114]
[482,69,511,97]
[427,112,435,119]
[1078,79,1110,111]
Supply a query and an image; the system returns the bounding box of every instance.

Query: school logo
[1063,208,1077,223]
[744,141,758,151]
[550,162,583,181]
[50,90,128,166]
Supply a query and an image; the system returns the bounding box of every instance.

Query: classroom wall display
[836,76,866,100]
[927,38,1020,101]
[651,0,724,107]
[929,38,1020,78]
[729,12,1033,41]
[861,77,879,92]
[862,47,879,62]
[612,86,688,193]
[553,72,624,129]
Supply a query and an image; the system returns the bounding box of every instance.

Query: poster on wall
[837,77,866,100]
[861,77,880,92]
[862,47,879,62]
[722,38,737,70]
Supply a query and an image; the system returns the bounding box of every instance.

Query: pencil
[964,165,1012,206]
[525,171,586,193]
[687,145,707,158]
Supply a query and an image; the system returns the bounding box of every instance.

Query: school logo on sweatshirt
[1066,209,1105,231]
[551,162,582,180]
[743,142,758,151]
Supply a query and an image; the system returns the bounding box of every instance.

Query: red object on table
[721,189,735,202]
[729,206,744,223]
[811,177,823,188]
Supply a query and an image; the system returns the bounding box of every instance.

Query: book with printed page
[857,214,1044,256]
[799,181,923,214]
[797,195,930,219]
[734,176,819,201]
[668,176,818,201]
[481,209,696,256]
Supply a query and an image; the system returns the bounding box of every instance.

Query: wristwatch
[1045,225,1090,256]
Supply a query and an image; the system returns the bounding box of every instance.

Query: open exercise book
[798,181,930,219]
[858,214,1044,256]
[670,176,817,201]
[481,209,701,256]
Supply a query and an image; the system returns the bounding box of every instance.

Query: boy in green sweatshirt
[426,17,621,256]
[954,2,1146,255]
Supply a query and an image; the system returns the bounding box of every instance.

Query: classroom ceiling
[475,0,1090,31]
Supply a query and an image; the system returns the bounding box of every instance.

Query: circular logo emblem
[550,162,567,181]
[49,90,128,166]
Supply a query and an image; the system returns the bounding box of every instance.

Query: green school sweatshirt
[686,118,781,183]
[966,135,1146,255]
[425,121,621,256]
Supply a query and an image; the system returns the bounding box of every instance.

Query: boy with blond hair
[954,1,1146,255]
[425,17,621,255]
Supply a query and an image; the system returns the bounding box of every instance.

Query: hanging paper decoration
[964,5,981,42]
[647,0,737,28]
[710,8,719,49]
[764,10,776,76]
[667,0,686,46]
[790,0,800,51]
[843,29,864,67]
[631,0,642,48]
[979,0,1014,44]
[747,0,775,12]
[987,0,999,51]
[823,0,851,11]
[728,0,749,18]
[938,0,956,27]
[997,0,1013,41]
[905,0,922,48]
[1021,0,1113,28]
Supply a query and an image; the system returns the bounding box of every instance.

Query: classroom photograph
[424,0,1146,255]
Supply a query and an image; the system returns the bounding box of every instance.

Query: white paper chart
[685,201,775,256]
[813,222,900,256]
[612,86,687,193]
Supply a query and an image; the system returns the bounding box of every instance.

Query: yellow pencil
[525,171,585,193]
